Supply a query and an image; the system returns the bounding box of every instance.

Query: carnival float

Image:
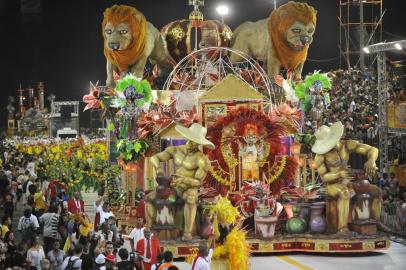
[4,1,391,269]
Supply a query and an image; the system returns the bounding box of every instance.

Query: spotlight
[216,4,229,23]
[216,5,229,16]
[363,47,370,54]
[395,43,402,50]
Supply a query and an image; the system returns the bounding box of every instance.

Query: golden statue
[146,123,214,241]
[312,121,382,232]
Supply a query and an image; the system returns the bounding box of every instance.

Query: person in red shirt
[67,191,84,215]
[45,180,58,204]
[136,228,160,270]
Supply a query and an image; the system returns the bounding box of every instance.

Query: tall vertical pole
[346,0,350,69]
[38,82,45,111]
[360,1,365,71]
[380,0,383,43]
[273,0,277,10]
[194,24,198,51]
[339,0,342,68]
[377,52,388,174]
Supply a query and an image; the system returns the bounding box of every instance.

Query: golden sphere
[189,10,203,21]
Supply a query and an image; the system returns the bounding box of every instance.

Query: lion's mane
[102,5,147,73]
[268,1,317,71]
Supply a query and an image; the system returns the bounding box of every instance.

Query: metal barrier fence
[381,201,406,236]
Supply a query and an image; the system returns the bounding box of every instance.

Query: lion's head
[268,1,317,70]
[102,5,147,72]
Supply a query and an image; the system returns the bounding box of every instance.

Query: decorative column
[301,154,307,187]
[34,97,40,110]
[17,84,25,114]
[27,85,34,108]
[37,81,45,110]
[291,142,301,186]
[188,0,204,50]
[309,159,316,184]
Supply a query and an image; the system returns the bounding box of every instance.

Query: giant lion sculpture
[103,5,172,87]
[230,1,317,80]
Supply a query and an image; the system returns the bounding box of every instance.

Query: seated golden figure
[312,121,383,233]
[146,123,214,241]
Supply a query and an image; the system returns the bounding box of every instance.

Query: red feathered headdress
[205,107,298,195]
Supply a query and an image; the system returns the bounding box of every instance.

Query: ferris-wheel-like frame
[163,46,280,107]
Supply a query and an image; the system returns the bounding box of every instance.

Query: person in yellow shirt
[1,216,12,238]
[34,189,47,216]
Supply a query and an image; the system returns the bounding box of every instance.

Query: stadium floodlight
[363,40,406,54]
[216,5,229,23]
[216,5,229,15]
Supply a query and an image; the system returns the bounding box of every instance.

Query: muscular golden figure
[312,122,381,232]
[146,124,214,241]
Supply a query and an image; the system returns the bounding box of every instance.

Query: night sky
[0,0,405,127]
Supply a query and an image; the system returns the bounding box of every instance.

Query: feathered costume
[205,107,298,195]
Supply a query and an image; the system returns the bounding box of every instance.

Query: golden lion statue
[102,5,172,86]
[230,1,317,80]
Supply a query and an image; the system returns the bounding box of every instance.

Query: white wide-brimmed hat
[175,123,215,150]
[311,121,344,154]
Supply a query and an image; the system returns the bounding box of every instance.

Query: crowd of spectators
[376,172,406,235]
[303,67,381,145]
[0,148,214,270]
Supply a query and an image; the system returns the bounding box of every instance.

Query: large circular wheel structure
[163,47,278,105]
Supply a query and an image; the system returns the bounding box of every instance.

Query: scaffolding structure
[377,52,389,173]
[339,0,383,70]
[364,40,406,173]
